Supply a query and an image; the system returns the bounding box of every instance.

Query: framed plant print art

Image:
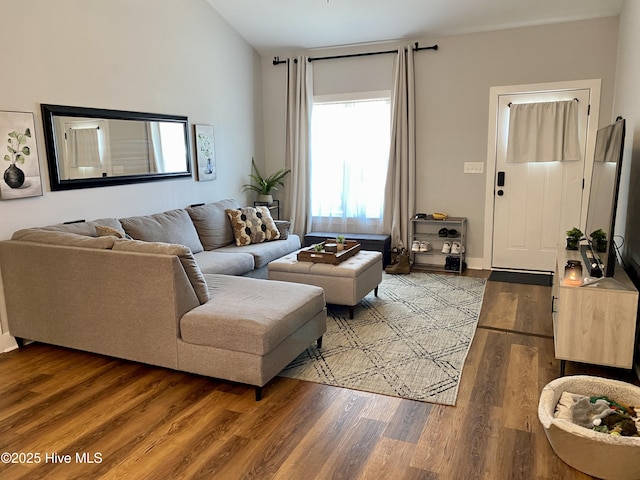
[0,110,43,199]
[194,124,216,181]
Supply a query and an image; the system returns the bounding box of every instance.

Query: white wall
[262,17,619,265]
[612,1,640,274]
[0,0,263,343]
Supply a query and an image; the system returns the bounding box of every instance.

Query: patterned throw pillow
[226,206,280,246]
[95,225,126,238]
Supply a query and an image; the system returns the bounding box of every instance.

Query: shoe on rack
[442,241,451,254]
[447,229,458,238]
[411,240,420,252]
[438,228,448,237]
[420,241,432,252]
[451,242,461,254]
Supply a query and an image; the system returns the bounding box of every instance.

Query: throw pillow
[274,220,290,240]
[226,206,280,246]
[95,225,126,239]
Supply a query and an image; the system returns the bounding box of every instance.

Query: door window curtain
[506,100,581,163]
[69,128,101,167]
[284,56,314,237]
[382,45,416,250]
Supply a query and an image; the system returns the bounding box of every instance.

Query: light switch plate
[463,162,484,174]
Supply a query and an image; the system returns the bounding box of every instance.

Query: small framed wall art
[0,110,43,199]
[194,124,216,181]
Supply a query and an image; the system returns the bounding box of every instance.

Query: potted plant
[4,128,31,189]
[590,229,607,253]
[241,157,291,206]
[336,234,346,251]
[566,227,583,250]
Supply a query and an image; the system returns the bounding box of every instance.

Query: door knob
[497,171,505,187]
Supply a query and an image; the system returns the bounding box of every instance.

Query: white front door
[491,88,592,271]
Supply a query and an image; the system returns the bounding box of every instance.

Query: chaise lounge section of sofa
[0,199,326,400]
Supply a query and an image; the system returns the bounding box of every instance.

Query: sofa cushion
[193,250,255,276]
[186,198,240,250]
[215,234,301,269]
[113,238,209,305]
[180,274,325,355]
[226,206,280,246]
[119,209,204,254]
[11,229,117,249]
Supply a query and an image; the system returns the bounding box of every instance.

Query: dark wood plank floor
[0,271,637,479]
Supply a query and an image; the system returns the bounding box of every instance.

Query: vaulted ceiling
[206,0,623,55]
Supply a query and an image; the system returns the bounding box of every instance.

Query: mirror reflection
[42,104,191,190]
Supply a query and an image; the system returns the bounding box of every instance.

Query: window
[310,92,391,231]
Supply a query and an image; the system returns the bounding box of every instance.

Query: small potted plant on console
[590,229,607,253]
[566,227,583,250]
[336,234,346,251]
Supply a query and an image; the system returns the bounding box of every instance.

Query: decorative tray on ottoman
[297,240,361,265]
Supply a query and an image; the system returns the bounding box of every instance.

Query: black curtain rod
[507,98,578,107]
[273,42,438,65]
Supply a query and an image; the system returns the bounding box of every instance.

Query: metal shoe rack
[410,216,467,273]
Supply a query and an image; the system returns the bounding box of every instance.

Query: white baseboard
[465,256,483,271]
[1,332,18,353]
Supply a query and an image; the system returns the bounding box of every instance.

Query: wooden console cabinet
[552,248,638,374]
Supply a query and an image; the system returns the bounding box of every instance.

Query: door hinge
[582,178,585,189]
[588,104,591,115]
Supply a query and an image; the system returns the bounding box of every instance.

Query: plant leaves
[17,134,26,145]
[8,131,17,138]
[24,128,31,137]
[7,145,15,154]
[3,155,10,162]
[22,146,30,155]
[16,154,25,164]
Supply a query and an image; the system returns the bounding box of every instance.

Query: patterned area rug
[279,272,487,405]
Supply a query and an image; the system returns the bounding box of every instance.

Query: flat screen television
[582,117,625,279]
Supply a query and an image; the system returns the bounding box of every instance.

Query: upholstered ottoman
[268,250,383,318]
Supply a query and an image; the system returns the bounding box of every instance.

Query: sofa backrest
[186,198,240,250]
[112,238,209,304]
[9,225,209,305]
[11,229,118,249]
[119,209,204,254]
[12,218,125,239]
[0,240,200,369]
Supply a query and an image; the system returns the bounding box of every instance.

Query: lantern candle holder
[564,260,583,286]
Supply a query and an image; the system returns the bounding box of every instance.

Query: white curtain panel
[506,100,581,163]
[69,128,101,167]
[146,122,164,173]
[284,56,314,236]
[383,45,416,249]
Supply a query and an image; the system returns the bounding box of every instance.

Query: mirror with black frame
[41,104,191,191]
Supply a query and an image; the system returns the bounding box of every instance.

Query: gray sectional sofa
[0,199,327,400]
